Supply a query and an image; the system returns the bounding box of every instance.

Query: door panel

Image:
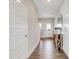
[10,0,28,59]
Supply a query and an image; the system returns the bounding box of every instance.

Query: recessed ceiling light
[48,0,51,2]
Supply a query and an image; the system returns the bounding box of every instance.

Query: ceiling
[33,0,64,17]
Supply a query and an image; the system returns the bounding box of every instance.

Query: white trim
[63,48,69,57]
[38,16,55,19]
[26,39,40,59]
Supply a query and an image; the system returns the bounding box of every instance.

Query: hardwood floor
[28,38,68,59]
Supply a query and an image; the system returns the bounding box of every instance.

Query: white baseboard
[63,48,69,57]
[40,36,53,39]
[26,39,40,59]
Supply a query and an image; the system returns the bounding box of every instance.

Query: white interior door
[10,0,28,59]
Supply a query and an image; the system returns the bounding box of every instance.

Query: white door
[10,0,28,59]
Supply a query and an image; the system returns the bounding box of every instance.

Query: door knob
[25,35,28,37]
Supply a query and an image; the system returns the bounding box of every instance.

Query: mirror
[57,15,63,28]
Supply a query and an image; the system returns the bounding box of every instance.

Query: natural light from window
[57,24,62,28]
[47,24,51,30]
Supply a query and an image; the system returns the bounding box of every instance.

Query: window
[39,23,41,29]
[47,24,51,30]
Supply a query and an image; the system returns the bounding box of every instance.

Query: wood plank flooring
[28,38,68,59]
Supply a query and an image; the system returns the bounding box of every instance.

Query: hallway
[9,0,69,59]
[28,38,68,59]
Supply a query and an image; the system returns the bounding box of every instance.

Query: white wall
[39,18,54,38]
[58,0,69,57]
[27,0,40,58]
